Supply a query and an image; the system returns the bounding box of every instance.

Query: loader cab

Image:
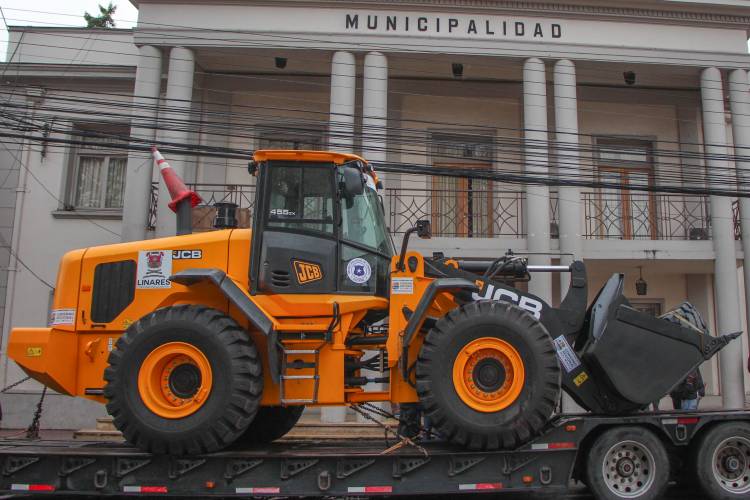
[249,150,393,297]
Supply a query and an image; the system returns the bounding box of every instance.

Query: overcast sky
[0,1,138,59]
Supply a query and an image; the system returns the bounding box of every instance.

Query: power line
[0,92,744,193]
[2,127,748,198]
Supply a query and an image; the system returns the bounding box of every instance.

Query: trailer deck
[2,410,749,498]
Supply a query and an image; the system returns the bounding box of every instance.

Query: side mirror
[340,165,365,198]
[397,219,432,271]
[416,219,432,239]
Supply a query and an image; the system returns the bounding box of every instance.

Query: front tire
[104,305,263,455]
[234,406,305,445]
[693,422,750,499]
[586,427,670,500]
[416,301,560,450]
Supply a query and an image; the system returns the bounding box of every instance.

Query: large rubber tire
[104,305,262,455]
[586,427,670,500]
[234,406,305,445]
[416,301,560,450]
[693,422,750,499]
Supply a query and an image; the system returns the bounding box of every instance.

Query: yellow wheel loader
[8,150,738,455]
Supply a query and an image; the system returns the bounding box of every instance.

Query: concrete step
[73,429,123,442]
[96,417,115,431]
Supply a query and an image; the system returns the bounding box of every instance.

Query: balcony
[146,183,740,243]
[387,187,526,238]
[582,192,712,241]
[148,183,256,231]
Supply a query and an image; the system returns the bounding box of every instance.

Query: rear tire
[693,422,750,499]
[586,427,670,500]
[234,406,305,445]
[416,301,560,450]
[104,305,262,455]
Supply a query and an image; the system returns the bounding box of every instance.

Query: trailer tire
[104,305,262,455]
[233,405,305,445]
[693,422,750,499]
[416,300,560,450]
[586,426,669,500]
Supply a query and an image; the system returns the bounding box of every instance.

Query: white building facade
[1,0,750,428]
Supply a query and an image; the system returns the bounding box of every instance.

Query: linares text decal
[344,13,563,39]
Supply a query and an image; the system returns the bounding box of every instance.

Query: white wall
[6,28,136,66]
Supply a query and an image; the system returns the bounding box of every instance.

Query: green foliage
[84,2,117,28]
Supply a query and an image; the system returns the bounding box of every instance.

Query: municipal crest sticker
[137,250,172,289]
[346,258,371,284]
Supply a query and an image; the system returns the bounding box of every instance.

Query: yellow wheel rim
[452,337,525,413]
[138,342,213,419]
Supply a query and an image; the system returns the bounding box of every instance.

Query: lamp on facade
[452,63,464,78]
[275,57,287,69]
[635,266,648,296]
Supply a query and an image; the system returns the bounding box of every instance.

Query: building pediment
[131,0,750,28]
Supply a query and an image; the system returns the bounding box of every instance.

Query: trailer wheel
[416,301,560,450]
[694,422,750,499]
[233,405,305,445]
[586,427,669,500]
[104,305,262,455]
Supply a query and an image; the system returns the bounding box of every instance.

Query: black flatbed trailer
[2,410,749,499]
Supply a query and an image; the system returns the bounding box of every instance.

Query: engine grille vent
[91,260,136,323]
[271,270,290,287]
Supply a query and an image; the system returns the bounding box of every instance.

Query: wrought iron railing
[147,182,256,231]
[549,191,559,239]
[146,183,726,243]
[387,187,525,238]
[583,192,711,240]
[733,200,741,240]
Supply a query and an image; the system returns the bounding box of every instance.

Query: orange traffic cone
[152,146,202,212]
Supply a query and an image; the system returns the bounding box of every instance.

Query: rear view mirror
[341,165,365,198]
[416,219,432,239]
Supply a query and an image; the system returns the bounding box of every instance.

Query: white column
[554,59,582,300]
[362,51,390,219]
[155,47,195,238]
[121,45,162,242]
[554,60,585,414]
[727,68,750,405]
[328,51,356,153]
[362,52,387,162]
[523,58,552,302]
[359,52,388,423]
[323,51,356,424]
[702,67,744,409]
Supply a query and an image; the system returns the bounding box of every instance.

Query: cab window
[267,165,334,234]
[338,168,393,295]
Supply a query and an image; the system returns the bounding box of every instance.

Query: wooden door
[431,163,493,237]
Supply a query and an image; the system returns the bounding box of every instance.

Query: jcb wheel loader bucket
[581,274,738,411]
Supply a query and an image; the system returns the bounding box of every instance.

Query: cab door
[250,162,338,294]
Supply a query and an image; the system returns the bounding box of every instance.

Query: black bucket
[580,274,738,411]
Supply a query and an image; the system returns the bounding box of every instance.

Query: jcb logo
[472,284,543,319]
[293,260,323,285]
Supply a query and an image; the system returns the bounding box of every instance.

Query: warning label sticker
[391,277,414,295]
[553,335,581,373]
[49,308,76,326]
